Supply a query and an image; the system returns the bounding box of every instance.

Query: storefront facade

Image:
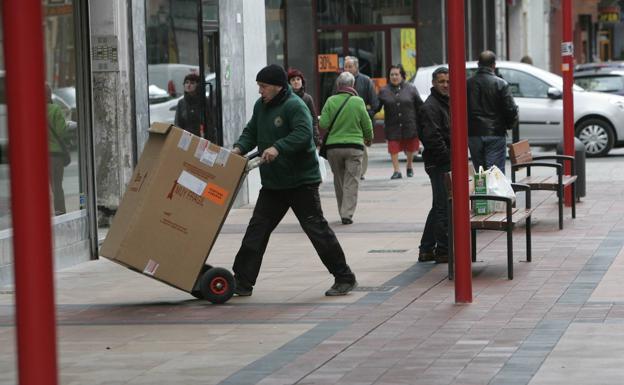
[263,0,505,147]
[0,0,266,287]
[0,0,96,287]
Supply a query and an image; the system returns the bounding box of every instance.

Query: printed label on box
[194,139,209,159]
[200,148,218,167]
[202,183,229,205]
[143,259,159,276]
[216,148,231,166]
[177,170,207,196]
[177,131,193,151]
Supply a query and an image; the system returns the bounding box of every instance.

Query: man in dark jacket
[467,51,518,174]
[418,67,451,264]
[231,64,357,297]
[344,56,378,179]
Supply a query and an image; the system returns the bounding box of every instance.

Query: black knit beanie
[256,64,288,88]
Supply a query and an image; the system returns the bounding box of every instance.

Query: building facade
[0,0,266,287]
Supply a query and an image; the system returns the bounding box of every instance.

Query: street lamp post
[2,1,59,384]
[562,0,575,205]
[447,0,472,303]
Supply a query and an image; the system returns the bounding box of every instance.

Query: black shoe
[325,280,357,296]
[434,254,449,264]
[406,168,414,177]
[341,218,353,225]
[360,175,365,180]
[418,250,435,262]
[391,171,402,180]
[234,279,253,296]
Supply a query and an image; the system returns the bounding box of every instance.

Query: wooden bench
[508,140,577,230]
[446,174,533,280]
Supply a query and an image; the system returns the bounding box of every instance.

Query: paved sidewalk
[2,145,624,385]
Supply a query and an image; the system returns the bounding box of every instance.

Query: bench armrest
[532,155,576,175]
[511,161,563,179]
[511,182,531,209]
[469,195,513,221]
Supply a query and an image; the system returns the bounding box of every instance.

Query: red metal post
[562,0,574,205]
[2,1,59,384]
[447,0,472,303]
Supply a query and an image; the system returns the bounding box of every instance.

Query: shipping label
[194,138,209,159]
[177,170,207,196]
[200,148,218,167]
[202,183,229,205]
[216,148,231,166]
[177,131,193,151]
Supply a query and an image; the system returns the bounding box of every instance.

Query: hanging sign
[318,54,339,73]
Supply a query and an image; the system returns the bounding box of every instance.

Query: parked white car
[148,65,217,125]
[413,61,624,156]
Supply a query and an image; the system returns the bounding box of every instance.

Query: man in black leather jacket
[467,51,518,174]
[418,67,451,264]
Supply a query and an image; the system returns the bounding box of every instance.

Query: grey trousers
[361,146,368,177]
[327,148,363,220]
[49,153,66,215]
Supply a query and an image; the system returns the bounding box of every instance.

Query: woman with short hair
[320,71,373,225]
[376,64,423,179]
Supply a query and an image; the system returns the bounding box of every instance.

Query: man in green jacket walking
[231,64,357,297]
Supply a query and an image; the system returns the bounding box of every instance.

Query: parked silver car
[413,61,624,156]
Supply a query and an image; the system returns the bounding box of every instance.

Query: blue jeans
[468,136,507,174]
[419,165,449,254]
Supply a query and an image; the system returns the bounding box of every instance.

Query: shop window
[44,0,83,219]
[317,0,415,25]
[265,0,286,66]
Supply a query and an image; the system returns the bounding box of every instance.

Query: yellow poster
[400,29,416,80]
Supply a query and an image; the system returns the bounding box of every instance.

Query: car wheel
[575,118,614,157]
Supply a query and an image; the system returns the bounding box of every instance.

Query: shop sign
[400,29,417,80]
[318,54,339,73]
[46,4,73,16]
[598,6,620,23]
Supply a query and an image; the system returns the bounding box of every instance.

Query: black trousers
[233,183,355,288]
[419,165,449,254]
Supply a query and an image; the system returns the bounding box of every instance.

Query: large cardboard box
[100,123,247,292]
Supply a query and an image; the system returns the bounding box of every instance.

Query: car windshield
[575,75,624,93]
[512,65,584,91]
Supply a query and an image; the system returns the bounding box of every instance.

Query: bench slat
[517,175,577,190]
[470,208,533,230]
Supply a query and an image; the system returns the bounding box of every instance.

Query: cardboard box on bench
[100,123,247,292]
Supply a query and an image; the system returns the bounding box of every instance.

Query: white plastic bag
[316,150,327,182]
[485,165,515,212]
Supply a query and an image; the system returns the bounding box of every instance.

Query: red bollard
[2,1,59,384]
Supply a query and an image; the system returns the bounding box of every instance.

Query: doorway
[316,26,416,107]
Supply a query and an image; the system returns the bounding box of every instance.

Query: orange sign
[202,183,229,205]
[318,54,339,73]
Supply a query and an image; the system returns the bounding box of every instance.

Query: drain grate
[353,286,399,293]
[368,249,408,253]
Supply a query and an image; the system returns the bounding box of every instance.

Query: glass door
[201,29,221,144]
[318,30,343,106]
